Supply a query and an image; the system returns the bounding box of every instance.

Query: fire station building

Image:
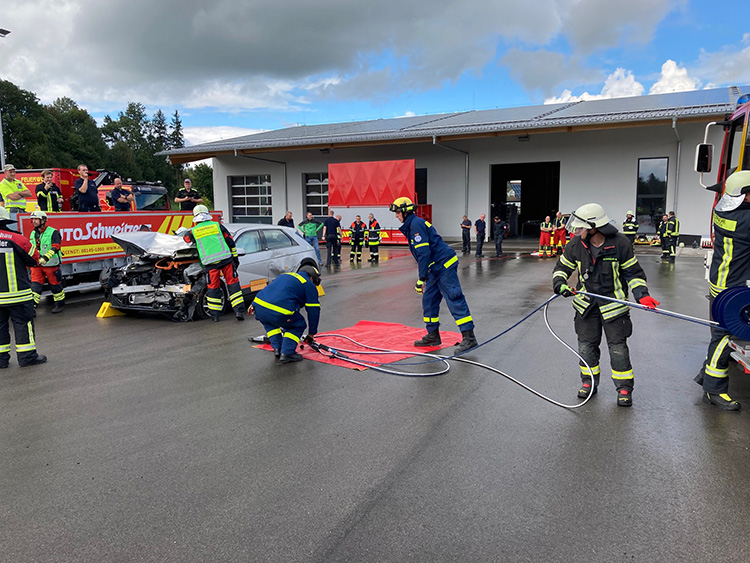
[162,85,750,242]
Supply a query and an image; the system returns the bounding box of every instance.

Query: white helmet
[192,204,209,216]
[30,210,48,220]
[716,170,750,212]
[566,203,611,232]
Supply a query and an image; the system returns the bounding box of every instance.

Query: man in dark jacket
[391,197,478,353]
[277,211,294,228]
[553,203,659,407]
[35,169,62,212]
[493,216,508,257]
[694,171,750,410]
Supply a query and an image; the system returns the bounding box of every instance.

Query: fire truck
[694,91,750,371]
[328,159,430,244]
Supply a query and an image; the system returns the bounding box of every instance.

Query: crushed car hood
[111,231,195,257]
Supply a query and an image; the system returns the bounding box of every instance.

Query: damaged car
[101,224,318,321]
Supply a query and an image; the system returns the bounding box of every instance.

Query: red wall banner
[328,160,415,207]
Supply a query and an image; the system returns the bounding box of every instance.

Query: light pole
[0,28,9,168]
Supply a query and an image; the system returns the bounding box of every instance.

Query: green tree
[188,163,213,208]
[0,80,56,167]
[46,97,108,168]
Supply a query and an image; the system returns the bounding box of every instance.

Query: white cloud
[544,68,644,104]
[649,60,700,94]
[183,126,267,147]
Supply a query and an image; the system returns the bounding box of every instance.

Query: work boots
[577,382,597,399]
[280,353,303,363]
[617,387,633,407]
[414,330,441,347]
[51,301,65,314]
[455,329,478,353]
[703,392,741,411]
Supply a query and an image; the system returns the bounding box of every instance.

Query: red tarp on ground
[254,320,462,370]
[328,160,415,207]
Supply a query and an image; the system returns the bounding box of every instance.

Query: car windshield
[135,192,168,211]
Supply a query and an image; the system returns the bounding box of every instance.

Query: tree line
[0,79,212,202]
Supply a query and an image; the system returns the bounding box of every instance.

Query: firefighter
[349,215,366,263]
[667,211,680,262]
[553,203,659,407]
[183,205,245,322]
[334,215,343,264]
[622,211,638,245]
[391,197,478,353]
[552,211,567,255]
[657,214,670,261]
[28,210,65,313]
[539,216,554,257]
[366,213,381,262]
[694,171,750,410]
[251,265,321,363]
[0,207,47,367]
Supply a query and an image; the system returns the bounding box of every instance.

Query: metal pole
[0,109,5,169]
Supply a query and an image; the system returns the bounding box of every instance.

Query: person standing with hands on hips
[552,203,658,407]
[474,214,486,257]
[391,197,478,354]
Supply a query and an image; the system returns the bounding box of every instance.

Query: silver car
[103,224,318,321]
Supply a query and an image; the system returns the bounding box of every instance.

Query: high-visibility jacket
[540,221,553,232]
[252,271,321,334]
[29,226,62,267]
[0,228,37,305]
[366,219,381,245]
[553,230,650,321]
[658,220,669,238]
[399,213,456,280]
[622,218,638,235]
[709,203,750,298]
[553,217,566,230]
[349,221,366,243]
[667,216,680,236]
[0,178,28,210]
[183,221,237,267]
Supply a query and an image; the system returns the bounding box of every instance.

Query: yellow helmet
[389,197,416,214]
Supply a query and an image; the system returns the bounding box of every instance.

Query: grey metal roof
[163,85,750,158]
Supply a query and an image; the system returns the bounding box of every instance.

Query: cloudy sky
[2,0,749,147]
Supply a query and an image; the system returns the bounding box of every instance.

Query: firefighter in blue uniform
[183,205,245,322]
[251,265,322,363]
[391,197,478,353]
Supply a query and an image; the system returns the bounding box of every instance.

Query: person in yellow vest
[28,211,65,314]
[539,216,554,257]
[366,213,381,262]
[182,205,245,322]
[0,164,33,216]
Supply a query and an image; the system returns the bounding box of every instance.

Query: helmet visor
[565,211,595,233]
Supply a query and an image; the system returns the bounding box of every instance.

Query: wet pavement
[2,244,750,562]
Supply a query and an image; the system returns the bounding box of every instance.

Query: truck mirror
[695,143,713,173]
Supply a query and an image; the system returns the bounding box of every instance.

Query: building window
[229,175,272,224]
[635,157,668,234]
[304,172,328,218]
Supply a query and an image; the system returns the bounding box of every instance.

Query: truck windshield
[135,192,168,211]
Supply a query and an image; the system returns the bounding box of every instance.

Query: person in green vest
[182,205,245,322]
[28,211,65,314]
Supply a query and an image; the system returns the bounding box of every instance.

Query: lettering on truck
[58,222,144,242]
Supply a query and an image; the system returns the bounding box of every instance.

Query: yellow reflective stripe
[713,211,737,232]
[628,278,647,290]
[0,343,10,353]
[560,255,576,269]
[284,272,306,284]
[621,257,637,269]
[709,335,731,369]
[414,243,429,249]
[705,365,729,378]
[423,316,439,323]
[0,288,34,305]
[717,236,733,289]
[5,253,17,293]
[601,304,628,320]
[612,263,626,300]
[305,303,320,307]
[612,369,634,379]
[580,365,600,376]
[455,315,472,326]
[283,332,300,343]
[709,282,724,298]
[267,328,282,337]
[553,271,568,280]
[253,297,294,315]
[444,256,458,268]
[425,221,432,227]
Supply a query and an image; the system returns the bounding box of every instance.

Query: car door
[234,228,271,283]
[262,228,307,280]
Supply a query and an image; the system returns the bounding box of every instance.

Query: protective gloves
[305,334,316,345]
[415,279,425,294]
[557,283,575,297]
[38,256,48,266]
[639,295,660,309]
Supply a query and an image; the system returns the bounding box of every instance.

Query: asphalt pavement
[2,243,749,562]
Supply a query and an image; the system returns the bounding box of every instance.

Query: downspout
[433,136,469,216]
[672,117,681,215]
[237,153,289,212]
